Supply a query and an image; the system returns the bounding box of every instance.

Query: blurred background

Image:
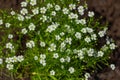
[0,0,120,80]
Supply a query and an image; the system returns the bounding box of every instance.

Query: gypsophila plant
[0,0,117,80]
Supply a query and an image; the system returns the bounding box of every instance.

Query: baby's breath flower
[62,8,69,14]
[0,19,3,25]
[88,11,94,17]
[84,73,90,80]
[17,14,24,21]
[20,8,28,15]
[50,70,55,76]
[10,11,15,15]
[110,64,116,70]
[5,23,11,28]
[91,34,97,40]
[34,56,38,60]
[69,4,76,10]
[32,7,39,15]
[97,51,104,57]
[47,3,53,9]
[78,6,84,15]
[26,40,35,48]
[109,43,116,50]
[60,32,65,36]
[68,67,75,74]
[30,0,37,6]
[68,13,78,19]
[55,35,61,41]
[6,64,14,70]
[48,43,56,51]
[98,31,105,37]
[84,37,91,43]
[87,48,94,57]
[60,58,65,63]
[28,23,36,31]
[40,41,46,47]
[17,55,24,62]
[65,37,72,45]
[51,11,56,16]
[75,32,81,39]
[6,42,14,50]
[21,1,28,7]
[66,56,71,62]
[53,53,59,59]
[40,7,47,14]
[0,58,3,64]
[40,54,46,60]
[55,5,61,11]
[21,28,28,34]
[8,34,13,39]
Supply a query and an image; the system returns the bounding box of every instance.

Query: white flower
[0,58,3,64]
[86,27,93,33]
[10,11,15,15]
[53,53,59,59]
[84,73,90,80]
[12,56,18,62]
[5,23,11,28]
[66,56,71,62]
[28,23,36,31]
[60,32,65,36]
[21,1,28,7]
[60,42,66,49]
[60,58,65,63]
[20,8,28,15]
[40,15,47,22]
[46,23,59,33]
[62,8,69,14]
[48,43,56,51]
[5,58,12,63]
[78,6,84,15]
[78,50,84,59]
[98,31,105,37]
[40,59,46,65]
[6,64,14,70]
[50,70,55,76]
[75,32,81,39]
[84,37,91,43]
[110,64,116,70]
[91,34,97,40]
[21,28,28,34]
[26,40,35,48]
[40,54,46,60]
[68,67,75,74]
[51,11,56,16]
[0,19,3,25]
[55,5,61,11]
[17,55,24,62]
[69,4,76,10]
[87,48,94,57]
[17,14,24,21]
[79,19,86,25]
[65,37,72,45]
[30,0,37,6]
[40,42,46,47]
[97,51,104,57]
[55,35,61,41]
[47,3,53,9]
[109,43,116,50]
[34,56,38,60]
[6,42,14,50]
[68,13,78,19]
[40,7,47,14]
[8,34,13,39]
[32,7,39,15]
[81,28,87,33]
[88,11,94,17]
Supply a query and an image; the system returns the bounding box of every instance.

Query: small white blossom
[62,8,69,14]
[91,34,97,40]
[53,53,59,59]
[30,0,37,6]
[34,56,38,60]
[0,19,3,25]
[10,11,15,15]
[60,32,65,36]
[17,55,24,62]
[110,64,116,70]
[47,3,53,9]
[40,42,46,47]
[21,1,28,7]
[8,34,13,39]
[97,51,104,57]
[78,6,84,15]
[6,42,14,50]
[87,48,94,57]
[5,23,11,28]
[17,14,24,21]
[48,43,56,51]
[40,54,46,60]
[21,28,28,34]
[109,43,116,50]
[75,32,81,39]
[88,11,94,17]
[84,73,90,80]
[98,31,105,37]
[26,40,35,48]
[69,4,76,10]
[51,11,56,16]
[6,64,14,70]
[66,56,71,62]
[84,37,91,43]
[50,70,55,76]
[55,35,61,41]
[81,28,87,33]
[28,23,36,31]
[68,67,75,74]
[55,5,61,11]
[0,58,3,64]
[32,7,39,15]
[60,58,65,63]
[65,37,72,45]
[40,7,47,14]
[20,8,28,15]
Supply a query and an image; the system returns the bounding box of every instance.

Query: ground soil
[0,0,120,80]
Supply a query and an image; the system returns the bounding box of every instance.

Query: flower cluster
[0,0,117,80]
